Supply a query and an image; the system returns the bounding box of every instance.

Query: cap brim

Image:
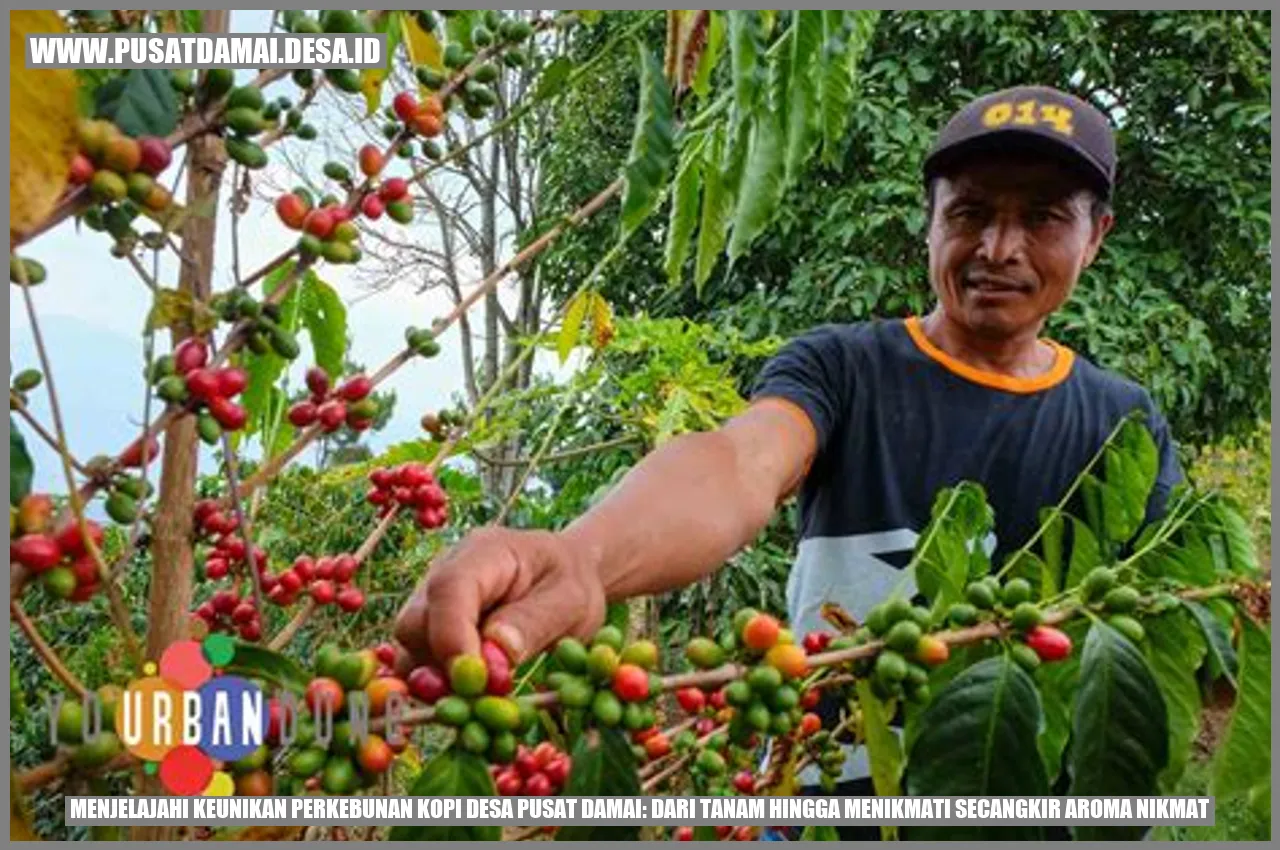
[924,130,1112,200]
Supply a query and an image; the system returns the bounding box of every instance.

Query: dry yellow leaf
[10,11,79,247]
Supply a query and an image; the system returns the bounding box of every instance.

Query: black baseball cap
[923,85,1116,200]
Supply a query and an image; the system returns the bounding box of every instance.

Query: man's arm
[563,398,818,600]
[393,398,816,666]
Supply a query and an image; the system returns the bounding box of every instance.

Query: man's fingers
[393,580,434,668]
[424,569,485,662]
[482,577,604,665]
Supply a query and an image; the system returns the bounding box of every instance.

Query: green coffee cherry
[966,582,996,609]
[884,621,922,654]
[1001,578,1033,607]
[948,602,979,626]
[1103,586,1140,614]
[1109,615,1145,644]
[1082,566,1117,601]
[1010,602,1043,632]
[874,651,908,683]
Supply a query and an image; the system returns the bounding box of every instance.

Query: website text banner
[26,34,385,69]
[66,796,1214,826]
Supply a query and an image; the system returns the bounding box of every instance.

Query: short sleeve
[1140,392,1185,524]
[749,326,853,460]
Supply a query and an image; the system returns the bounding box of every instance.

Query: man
[394,85,1182,807]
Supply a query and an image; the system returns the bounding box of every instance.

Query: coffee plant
[9,9,1270,842]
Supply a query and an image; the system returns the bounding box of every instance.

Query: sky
[10,10,582,495]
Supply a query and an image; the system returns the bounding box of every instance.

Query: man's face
[926,155,1113,339]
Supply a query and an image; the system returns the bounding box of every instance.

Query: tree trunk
[131,11,228,839]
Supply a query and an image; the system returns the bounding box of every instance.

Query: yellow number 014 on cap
[982,100,1075,136]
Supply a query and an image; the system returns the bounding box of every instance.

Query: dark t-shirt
[749,316,1182,783]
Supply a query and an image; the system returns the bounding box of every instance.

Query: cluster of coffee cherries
[192,502,266,580]
[276,553,367,613]
[404,640,541,768]
[275,142,415,266]
[69,119,175,257]
[49,685,125,771]
[194,587,267,642]
[491,742,572,798]
[943,575,1076,672]
[365,462,449,530]
[148,336,250,445]
[272,645,411,796]
[68,119,173,213]
[1075,565,1146,644]
[680,611,821,750]
[544,626,664,752]
[419,408,464,442]
[842,597,951,703]
[9,366,42,409]
[208,288,301,361]
[287,367,379,434]
[10,495,107,603]
[274,185,365,266]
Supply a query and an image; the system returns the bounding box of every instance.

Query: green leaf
[1211,618,1270,801]
[262,387,296,459]
[1068,623,1169,839]
[691,11,725,99]
[1145,609,1208,792]
[618,43,675,240]
[1035,643,1081,783]
[692,826,719,841]
[727,11,764,132]
[663,133,706,287]
[1064,517,1102,590]
[783,11,823,183]
[1079,473,1116,557]
[297,274,347,380]
[1039,508,1065,598]
[557,291,591,364]
[726,46,786,262]
[693,125,731,293]
[819,12,877,166]
[1102,439,1150,544]
[94,68,178,137]
[906,656,1047,840]
[799,824,841,840]
[10,665,25,722]
[221,642,309,694]
[1206,497,1261,576]
[444,10,477,52]
[320,439,439,485]
[391,748,500,841]
[556,729,640,841]
[1183,599,1238,685]
[241,264,304,438]
[854,679,902,840]
[535,56,574,101]
[9,419,33,507]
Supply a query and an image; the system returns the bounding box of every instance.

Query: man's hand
[393,526,606,671]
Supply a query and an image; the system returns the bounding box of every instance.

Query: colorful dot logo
[117,637,266,795]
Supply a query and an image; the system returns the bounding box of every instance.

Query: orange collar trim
[903,316,1075,394]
